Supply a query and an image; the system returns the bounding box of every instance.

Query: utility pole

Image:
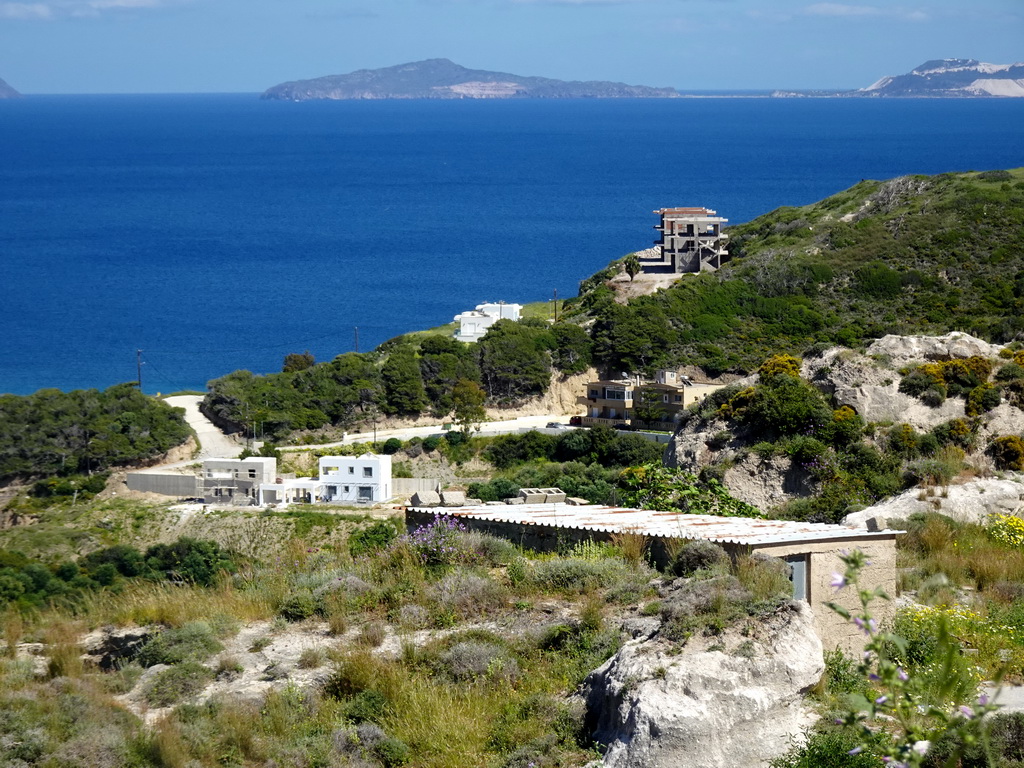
[354,326,359,354]
[136,349,144,390]
[553,289,558,322]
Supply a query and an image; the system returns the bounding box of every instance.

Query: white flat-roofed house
[318,454,392,504]
[453,301,523,343]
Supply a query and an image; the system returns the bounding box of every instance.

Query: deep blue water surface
[1,95,1023,395]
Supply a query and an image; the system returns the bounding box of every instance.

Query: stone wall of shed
[750,537,898,654]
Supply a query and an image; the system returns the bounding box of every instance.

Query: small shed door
[785,555,809,602]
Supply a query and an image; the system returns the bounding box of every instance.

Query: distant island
[0,77,21,99]
[773,58,1024,98]
[261,58,680,101]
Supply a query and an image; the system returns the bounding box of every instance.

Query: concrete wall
[751,537,898,655]
[394,478,440,496]
[126,472,198,497]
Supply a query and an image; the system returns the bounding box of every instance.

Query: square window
[348,466,354,474]
[363,467,373,477]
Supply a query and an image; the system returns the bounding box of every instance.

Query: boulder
[440,490,466,507]
[410,490,440,507]
[80,626,155,671]
[844,477,1024,528]
[583,602,822,768]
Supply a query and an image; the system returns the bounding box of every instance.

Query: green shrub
[966,382,1000,416]
[669,540,728,577]
[996,363,1024,382]
[422,436,441,452]
[991,435,1024,471]
[381,437,403,455]
[375,736,412,768]
[769,727,884,768]
[528,557,637,594]
[349,520,400,558]
[137,622,223,667]
[144,537,235,587]
[144,662,214,706]
[279,592,320,622]
[344,689,389,723]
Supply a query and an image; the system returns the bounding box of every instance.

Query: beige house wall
[751,536,898,654]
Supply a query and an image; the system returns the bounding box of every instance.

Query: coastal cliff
[262,58,680,101]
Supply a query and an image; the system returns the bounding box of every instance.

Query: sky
[0,0,1021,93]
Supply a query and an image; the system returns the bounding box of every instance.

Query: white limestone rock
[721,453,817,512]
[866,332,1004,368]
[583,601,823,768]
[844,477,1024,528]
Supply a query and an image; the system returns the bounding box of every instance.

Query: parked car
[545,421,567,430]
[568,415,582,426]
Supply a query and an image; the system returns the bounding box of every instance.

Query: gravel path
[163,394,243,464]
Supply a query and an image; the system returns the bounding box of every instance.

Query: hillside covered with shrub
[579,168,1024,375]
[0,384,191,485]
[203,321,592,440]
[202,168,1024,441]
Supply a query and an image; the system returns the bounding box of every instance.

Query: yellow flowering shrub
[989,512,1024,547]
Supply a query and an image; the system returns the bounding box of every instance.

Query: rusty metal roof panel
[407,503,901,546]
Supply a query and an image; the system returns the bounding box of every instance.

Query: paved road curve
[277,414,572,453]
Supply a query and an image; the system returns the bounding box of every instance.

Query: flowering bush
[988,512,1024,548]
[823,550,999,768]
[403,515,476,567]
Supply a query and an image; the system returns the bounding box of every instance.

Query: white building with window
[453,301,523,343]
[256,453,393,506]
[202,457,277,505]
[318,454,392,503]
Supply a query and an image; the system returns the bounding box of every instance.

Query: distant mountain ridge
[860,58,1024,97]
[0,77,21,99]
[262,59,680,101]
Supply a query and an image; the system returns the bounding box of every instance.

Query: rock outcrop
[866,332,1006,368]
[583,601,823,768]
[802,346,966,431]
[844,477,1024,528]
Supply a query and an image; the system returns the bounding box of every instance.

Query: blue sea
[1,95,1023,396]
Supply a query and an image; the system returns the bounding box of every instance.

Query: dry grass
[611,528,650,567]
[43,620,86,679]
[77,578,273,628]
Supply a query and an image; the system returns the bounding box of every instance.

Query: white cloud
[803,3,928,20]
[0,2,53,18]
[89,0,162,8]
[1,0,183,18]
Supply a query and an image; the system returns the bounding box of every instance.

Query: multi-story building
[201,457,277,505]
[317,454,392,504]
[578,370,722,431]
[257,453,393,506]
[641,207,729,274]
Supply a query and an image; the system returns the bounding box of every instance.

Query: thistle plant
[827,550,1000,767]
[403,514,476,568]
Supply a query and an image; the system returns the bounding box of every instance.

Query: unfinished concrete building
[642,207,729,274]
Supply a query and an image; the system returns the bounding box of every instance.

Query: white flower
[912,740,930,755]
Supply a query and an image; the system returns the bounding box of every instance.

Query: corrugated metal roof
[406,503,901,546]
